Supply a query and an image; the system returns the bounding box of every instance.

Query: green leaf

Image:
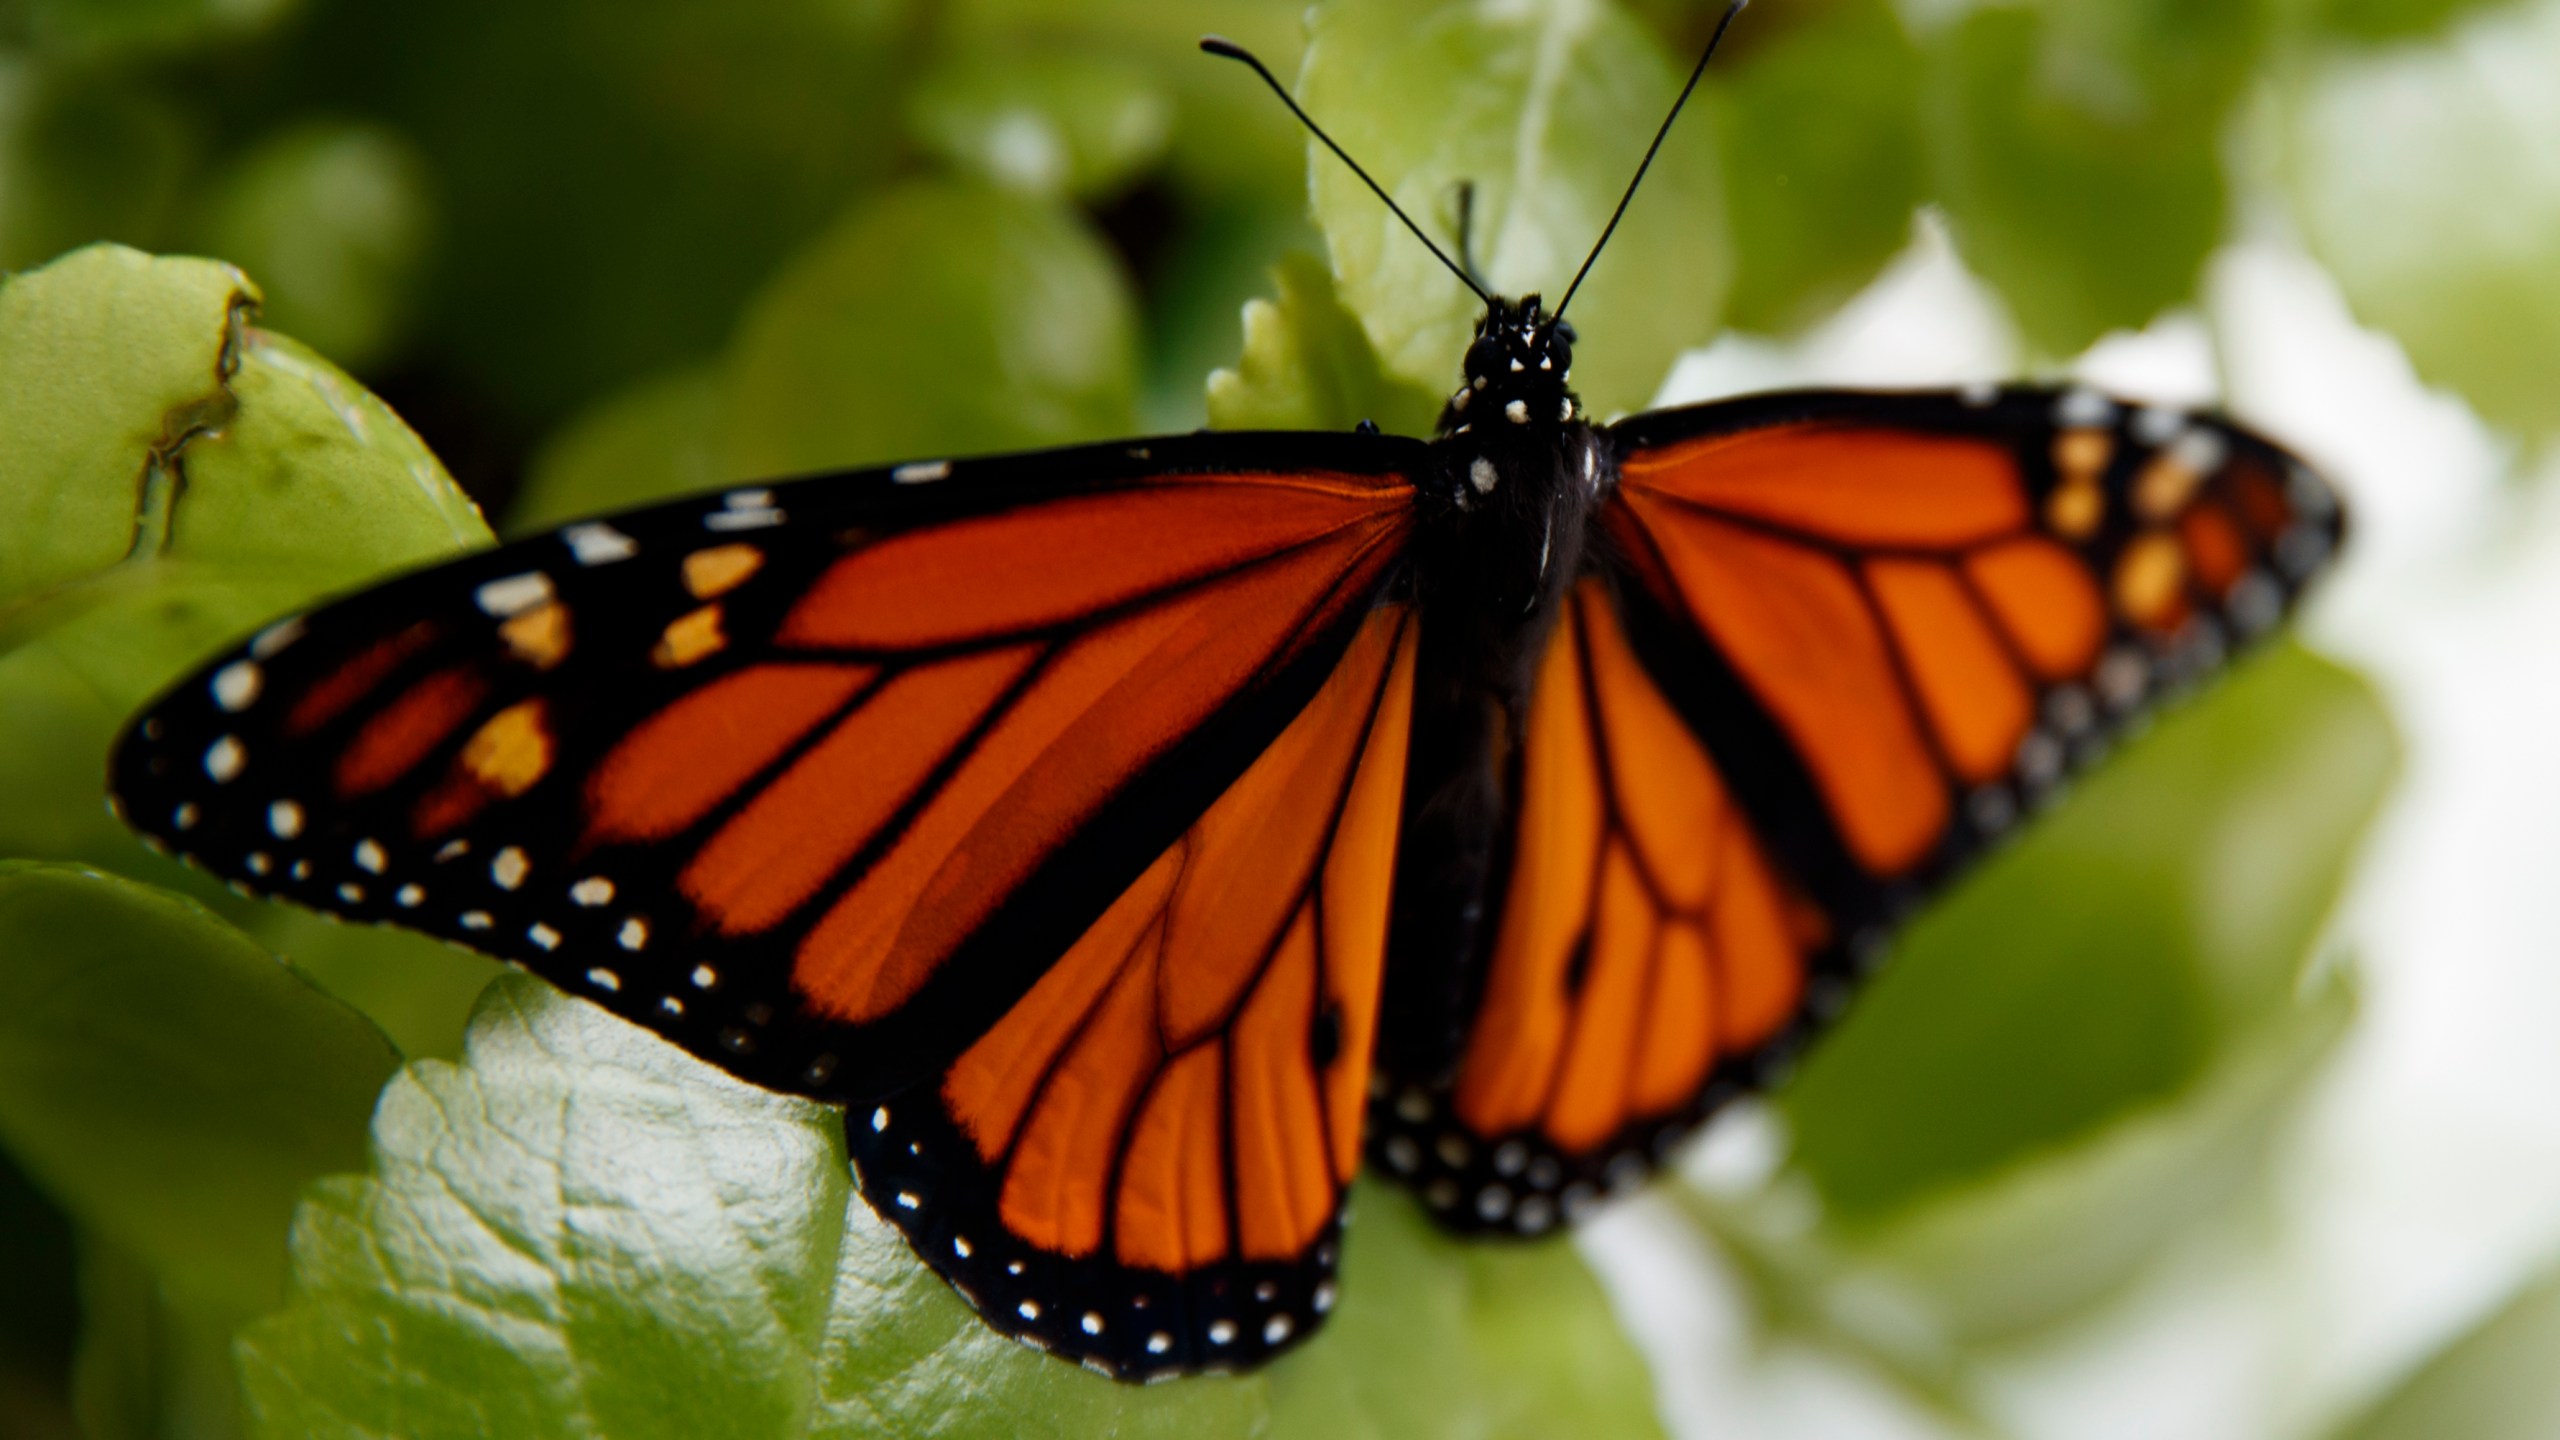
[2279,0,2560,436]
[1139,193,1322,432]
[723,181,1140,476]
[1783,642,2398,1224]
[2300,0,2513,44]
[0,63,189,271]
[0,245,253,612]
[189,122,436,371]
[20,0,299,56]
[2325,1266,2560,1440]
[254,911,497,1064]
[1301,0,1731,419]
[1919,1,2257,356]
[907,48,1172,200]
[0,246,486,870]
[0,244,493,1053]
[1266,1183,1666,1440]
[1206,251,1442,436]
[239,972,1659,1437]
[0,863,400,1318]
[72,1233,253,1440]
[1841,967,2353,1342]
[1709,0,1923,335]
[507,366,726,534]
[236,974,1271,1440]
[284,0,912,418]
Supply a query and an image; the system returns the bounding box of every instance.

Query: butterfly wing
[851,604,1415,1375]
[111,430,1422,1109]
[114,431,1428,1374]
[1370,387,2342,1230]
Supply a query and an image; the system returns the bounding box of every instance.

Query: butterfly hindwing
[1372,386,2341,1230]
[1367,579,1824,1231]
[849,606,1416,1376]
[111,432,1424,1111]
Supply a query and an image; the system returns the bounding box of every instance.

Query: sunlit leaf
[2280,0,2560,437]
[1301,0,1730,418]
[0,244,495,1055]
[2326,1264,2560,1440]
[1206,251,1441,436]
[236,971,1659,1438]
[235,975,1271,1439]
[908,48,1172,200]
[1919,1,2257,355]
[724,181,1140,476]
[1710,0,1922,335]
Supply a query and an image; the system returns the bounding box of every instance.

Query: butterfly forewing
[112,433,1423,1114]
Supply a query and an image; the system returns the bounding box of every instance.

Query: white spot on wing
[491,847,528,890]
[249,617,306,658]
[1469,457,1497,494]
[205,736,245,783]
[710,488,784,530]
[570,876,613,906]
[269,800,304,838]
[2168,426,2227,474]
[211,661,261,712]
[618,917,648,950]
[562,522,639,565]
[2055,386,2115,428]
[354,839,386,873]
[892,460,952,484]
[475,572,554,618]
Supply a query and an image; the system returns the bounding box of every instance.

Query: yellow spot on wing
[463,701,552,797]
[2053,426,2112,482]
[684,544,764,599]
[2113,531,2186,627]
[654,605,725,668]
[2133,453,2205,521]
[499,601,571,669]
[2046,477,2104,540]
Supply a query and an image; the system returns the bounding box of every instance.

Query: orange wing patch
[852,607,1415,1374]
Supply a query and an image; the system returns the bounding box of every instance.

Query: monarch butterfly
[107,2,2339,1383]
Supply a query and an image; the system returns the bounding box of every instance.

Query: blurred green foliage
[10,0,2551,1431]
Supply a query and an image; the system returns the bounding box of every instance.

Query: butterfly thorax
[1387,295,1608,1084]
[1416,294,1605,673]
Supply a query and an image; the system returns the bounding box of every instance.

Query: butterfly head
[1439,294,1580,442]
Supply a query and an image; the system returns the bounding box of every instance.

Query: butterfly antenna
[1200,36,1494,307]
[1554,0,1748,321]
